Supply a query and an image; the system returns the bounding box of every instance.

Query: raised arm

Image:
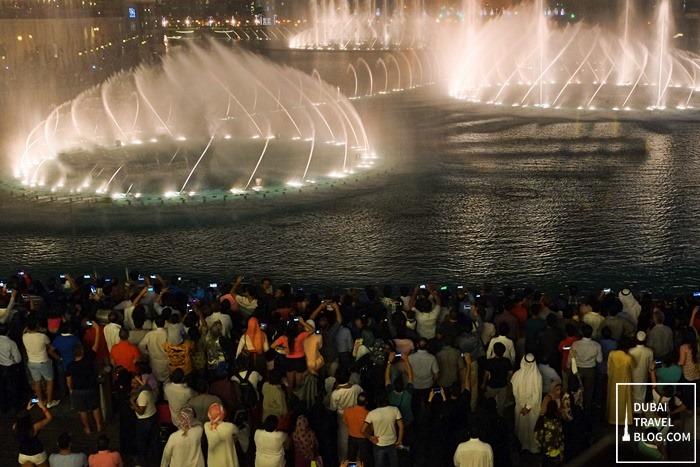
[463,353,472,392]
[428,286,441,307]
[31,400,53,432]
[91,322,101,353]
[690,306,698,328]
[132,285,149,307]
[408,285,419,311]
[230,275,243,296]
[404,353,414,385]
[385,353,395,386]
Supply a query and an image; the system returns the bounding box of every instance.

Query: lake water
[2,45,700,295]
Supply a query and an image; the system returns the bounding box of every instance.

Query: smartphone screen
[433,387,441,394]
[147,286,154,292]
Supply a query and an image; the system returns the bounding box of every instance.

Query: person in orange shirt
[343,392,371,464]
[110,329,141,373]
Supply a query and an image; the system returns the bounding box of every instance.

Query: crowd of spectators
[0,270,699,466]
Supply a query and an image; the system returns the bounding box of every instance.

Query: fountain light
[286,180,304,188]
[164,191,179,198]
[224,135,231,139]
[328,171,347,179]
[177,136,186,141]
[230,188,246,195]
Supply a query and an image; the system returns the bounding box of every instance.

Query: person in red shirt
[558,323,580,392]
[511,294,529,331]
[82,318,108,366]
[110,329,141,373]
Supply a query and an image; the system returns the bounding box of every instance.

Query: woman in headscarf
[292,415,319,467]
[511,353,542,453]
[204,402,240,467]
[539,381,563,416]
[237,317,270,374]
[161,407,205,467]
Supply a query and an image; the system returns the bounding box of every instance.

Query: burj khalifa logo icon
[622,411,631,442]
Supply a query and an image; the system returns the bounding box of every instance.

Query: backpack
[231,369,258,410]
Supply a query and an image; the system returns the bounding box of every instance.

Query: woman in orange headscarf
[236,317,269,374]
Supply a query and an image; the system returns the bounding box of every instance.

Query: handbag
[311,456,324,467]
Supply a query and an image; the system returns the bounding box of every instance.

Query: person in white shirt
[409,285,441,339]
[103,312,122,352]
[629,331,655,406]
[0,289,16,325]
[255,415,289,467]
[161,407,205,467]
[362,392,404,467]
[206,304,233,339]
[23,316,61,408]
[130,374,158,466]
[163,369,196,426]
[453,425,494,467]
[138,315,169,382]
[486,323,516,363]
[330,367,363,462]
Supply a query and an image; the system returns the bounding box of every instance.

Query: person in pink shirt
[88,435,123,467]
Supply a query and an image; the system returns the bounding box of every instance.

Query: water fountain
[289,0,430,50]
[11,40,376,200]
[447,0,700,112]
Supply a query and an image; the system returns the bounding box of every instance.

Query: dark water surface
[2,46,700,294]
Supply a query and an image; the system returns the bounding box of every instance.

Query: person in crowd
[23,316,61,408]
[655,352,682,394]
[302,320,324,375]
[130,373,158,465]
[629,331,655,406]
[486,323,515,363]
[560,376,590,462]
[236,317,269,374]
[594,325,617,408]
[110,328,141,374]
[206,301,233,338]
[88,435,123,467]
[14,400,53,467]
[271,319,315,395]
[66,344,104,434]
[603,302,635,342]
[204,402,239,466]
[537,355,561,397]
[344,392,372,465]
[362,392,404,467]
[536,314,564,376]
[539,381,562,415]
[407,338,439,413]
[161,407,205,467]
[493,299,519,343]
[607,337,635,425]
[409,284,442,339]
[292,415,320,467]
[51,323,81,399]
[455,305,484,412]
[164,368,196,426]
[646,310,673,359]
[618,289,641,326]
[185,379,222,424]
[0,323,24,413]
[677,326,700,407]
[386,351,415,444]
[330,366,363,461]
[255,415,289,467]
[103,312,122,353]
[534,400,564,466]
[511,353,542,453]
[568,323,602,416]
[48,432,87,467]
[261,371,288,421]
[138,314,170,383]
[310,299,343,373]
[482,342,512,416]
[453,423,494,467]
[163,324,195,379]
[436,339,465,389]
[202,320,232,380]
[558,323,579,391]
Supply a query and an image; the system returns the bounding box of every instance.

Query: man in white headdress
[618,289,641,327]
[511,353,542,454]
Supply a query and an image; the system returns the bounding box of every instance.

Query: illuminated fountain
[289,0,430,50]
[13,41,375,199]
[447,0,700,112]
